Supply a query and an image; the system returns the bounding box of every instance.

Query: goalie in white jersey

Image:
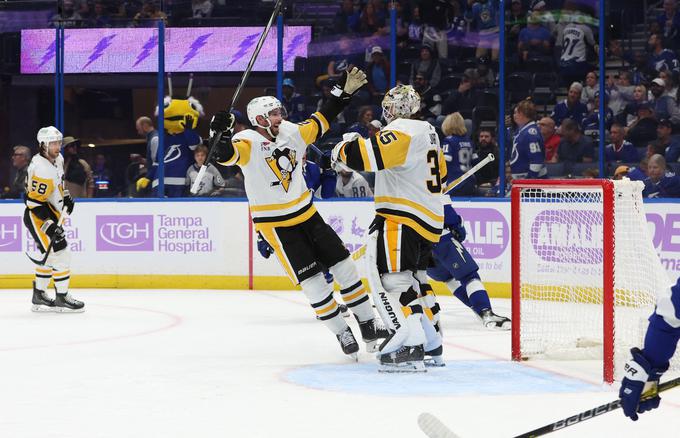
[332,85,447,372]
[208,68,387,358]
[23,126,84,312]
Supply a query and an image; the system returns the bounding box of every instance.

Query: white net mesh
[516,179,675,380]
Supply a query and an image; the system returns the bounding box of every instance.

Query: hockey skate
[355,315,390,352]
[424,345,445,367]
[336,326,359,360]
[54,293,85,313]
[479,309,510,330]
[31,281,55,312]
[378,345,426,373]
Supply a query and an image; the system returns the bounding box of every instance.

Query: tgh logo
[96,215,153,251]
[0,216,21,252]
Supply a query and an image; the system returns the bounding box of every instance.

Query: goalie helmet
[247,96,287,137]
[37,126,63,152]
[381,85,420,124]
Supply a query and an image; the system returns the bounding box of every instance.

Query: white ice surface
[1,290,679,438]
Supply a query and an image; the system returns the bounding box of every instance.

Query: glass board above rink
[20,26,311,74]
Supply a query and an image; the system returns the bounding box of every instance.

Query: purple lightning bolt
[38,35,70,68]
[133,34,158,67]
[180,33,212,67]
[228,33,259,67]
[83,34,117,69]
[284,34,306,61]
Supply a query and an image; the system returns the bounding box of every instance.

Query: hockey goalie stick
[417,375,680,438]
[190,0,284,194]
[26,212,68,266]
[351,153,495,261]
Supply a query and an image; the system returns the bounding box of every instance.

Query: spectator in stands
[619,84,648,126]
[581,71,599,111]
[186,145,225,197]
[658,0,680,48]
[551,82,588,128]
[650,77,680,125]
[467,0,499,61]
[510,99,546,179]
[442,69,478,117]
[626,102,659,148]
[642,154,680,197]
[89,1,111,27]
[475,56,495,88]
[366,46,390,101]
[605,123,639,163]
[413,73,443,122]
[133,1,167,27]
[582,90,614,138]
[51,0,83,28]
[660,119,680,162]
[192,0,213,18]
[419,0,455,59]
[281,78,305,123]
[518,11,552,64]
[409,44,441,89]
[347,106,374,138]
[629,158,649,181]
[556,118,595,163]
[92,153,116,198]
[608,71,635,116]
[506,0,526,57]
[136,116,158,181]
[125,153,146,197]
[538,116,560,163]
[556,14,597,86]
[334,0,361,34]
[359,0,388,35]
[2,145,31,199]
[442,112,476,196]
[473,128,500,186]
[335,163,373,198]
[647,33,680,75]
[530,0,555,34]
[62,136,94,198]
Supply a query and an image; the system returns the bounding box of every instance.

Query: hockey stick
[190,0,284,194]
[26,212,68,266]
[417,375,680,438]
[350,153,495,261]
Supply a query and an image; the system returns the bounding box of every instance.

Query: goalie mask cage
[511,179,674,383]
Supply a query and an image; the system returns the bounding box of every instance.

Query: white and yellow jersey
[218,112,330,228]
[336,118,446,242]
[25,153,65,220]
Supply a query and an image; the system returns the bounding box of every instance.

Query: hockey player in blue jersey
[510,99,546,180]
[427,204,511,334]
[441,112,476,196]
[620,276,680,420]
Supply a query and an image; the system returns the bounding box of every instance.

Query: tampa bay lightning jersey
[510,121,546,178]
[442,134,474,180]
[649,49,680,73]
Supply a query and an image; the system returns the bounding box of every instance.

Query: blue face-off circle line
[284,361,605,397]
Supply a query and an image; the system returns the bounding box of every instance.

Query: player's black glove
[41,220,65,243]
[210,111,235,134]
[63,190,74,215]
[257,233,274,259]
[213,132,234,163]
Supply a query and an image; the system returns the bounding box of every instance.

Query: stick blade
[418,413,461,438]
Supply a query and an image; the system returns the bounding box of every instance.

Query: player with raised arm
[208,68,387,358]
[24,126,84,312]
[619,276,680,421]
[332,84,446,372]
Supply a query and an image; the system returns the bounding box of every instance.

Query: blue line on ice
[284,361,604,396]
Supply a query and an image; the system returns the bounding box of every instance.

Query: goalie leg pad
[329,257,374,322]
[301,272,347,335]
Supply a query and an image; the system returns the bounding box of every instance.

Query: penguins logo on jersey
[265,148,297,192]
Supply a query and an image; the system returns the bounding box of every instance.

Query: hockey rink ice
[1,289,679,438]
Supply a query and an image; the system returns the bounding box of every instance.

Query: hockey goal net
[511,179,674,383]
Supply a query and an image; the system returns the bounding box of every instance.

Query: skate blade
[31,304,56,313]
[55,306,85,313]
[364,340,379,353]
[484,321,511,331]
[346,352,358,362]
[424,357,446,367]
[378,361,427,373]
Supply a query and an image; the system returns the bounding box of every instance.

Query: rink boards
[1,197,679,296]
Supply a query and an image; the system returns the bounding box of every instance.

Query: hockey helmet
[37,126,63,152]
[381,85,420,124]
[247,96,287,137]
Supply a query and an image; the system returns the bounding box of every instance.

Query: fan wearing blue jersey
[427,205,511,333]
[620,276,680,421]
[510,99,546,179]
[441,112,476,197]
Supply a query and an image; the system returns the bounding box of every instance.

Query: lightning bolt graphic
[452,239,467,262]
[284,34,306,61]
[133,34,158,67]
[228,33,259,67]
[38,35,70,68]
[83,34,117,69]
[180,33,212,67]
